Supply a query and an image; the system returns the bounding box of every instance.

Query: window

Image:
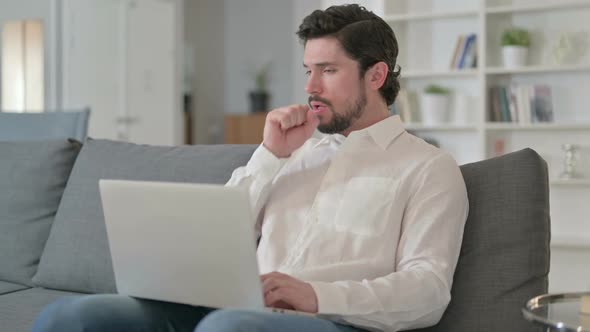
[1,20,44,112]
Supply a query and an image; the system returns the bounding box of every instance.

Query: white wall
[0,0,58,109]
[224,0,294,114]
[291,1,323,104]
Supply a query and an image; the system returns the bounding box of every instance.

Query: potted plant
[249,63,271,113]
[420,84,451,125]
[501,27,530,68]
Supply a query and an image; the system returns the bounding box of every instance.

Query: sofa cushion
[411,148,549,332]
[0,281,28,295]
[33,139,257,294]
[0,140,81,286]
[0,287,82,332]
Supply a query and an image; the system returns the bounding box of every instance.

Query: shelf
[486,64,590,75]
[552,234,590,249]
[402,69,478,79]
[486,1,590,15]
[551,179,590,186]
[485,123,590,131]
[383,10,478,23]
[404,123,478,131]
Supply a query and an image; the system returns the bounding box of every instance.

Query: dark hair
[296,4,401,106]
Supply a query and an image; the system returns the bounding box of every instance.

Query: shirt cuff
[308,281,349,315]
[246,144,288,177]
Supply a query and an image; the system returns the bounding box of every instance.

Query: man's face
[303,37,367,135]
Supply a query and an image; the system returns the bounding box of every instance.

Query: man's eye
[324,69,336,73]
[305,70,311,76]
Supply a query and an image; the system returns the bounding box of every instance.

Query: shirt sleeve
[308,152,469,331]
[225,144,288,235]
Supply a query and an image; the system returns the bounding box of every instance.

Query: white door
[125,0,181,145]
[61,0,182,145]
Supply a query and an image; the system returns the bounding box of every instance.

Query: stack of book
[450,33,477,70]
[488,85,554,123]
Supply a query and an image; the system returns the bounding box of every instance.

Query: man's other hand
[262,105,319,158]
[260,271,318,313]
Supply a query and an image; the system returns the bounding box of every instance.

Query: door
[61,0,182,145]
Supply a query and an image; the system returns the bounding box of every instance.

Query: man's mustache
[308,96,332,107]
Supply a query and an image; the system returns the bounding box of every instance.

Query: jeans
[31,295,365,332]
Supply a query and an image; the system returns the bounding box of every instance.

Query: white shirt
[226,115,469,332]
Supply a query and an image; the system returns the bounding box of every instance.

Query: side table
[523,292,590,331]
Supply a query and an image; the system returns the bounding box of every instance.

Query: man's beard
[309,89,367,135]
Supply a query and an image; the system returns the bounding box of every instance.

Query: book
[516,85,529,124]
[499,86,511,122]
[490,87,501,122]
[508,85,518,123]
[533,85,553,122]
[458,34,477,69]
[449,35,465,69]
[395,89,413,123]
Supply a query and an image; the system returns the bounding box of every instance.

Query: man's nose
[305,73,322,95]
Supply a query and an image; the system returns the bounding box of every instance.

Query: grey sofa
[0,109,90,142]
[0,138,549,332]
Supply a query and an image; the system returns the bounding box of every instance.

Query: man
[32,4,468,332]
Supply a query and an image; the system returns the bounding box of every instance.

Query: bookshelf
[485,1,590,14]
[383,10,478,22]
[486,123,590,131]
[551,234,590,249]
[405,123,478,131]
[550,179,590,186]
[402,69,478,78]
[486,63,590,74]
[339,0,590,293]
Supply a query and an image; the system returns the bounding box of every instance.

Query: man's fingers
[297,106,308,126]
[304,110,320,135]
[272,105,309,131]
[262,277,287,296]
[264,287,290,307]
[261,272,292,295]
[260,271,286,282]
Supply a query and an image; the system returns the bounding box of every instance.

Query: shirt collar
[354,115,405,150]
[312,115,404,150]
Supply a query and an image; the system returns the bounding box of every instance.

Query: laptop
[99,179,306,314]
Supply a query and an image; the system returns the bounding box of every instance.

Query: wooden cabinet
[224,113,267,144]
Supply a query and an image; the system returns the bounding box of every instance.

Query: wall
[224,0,293,114]
[291,1,322,104]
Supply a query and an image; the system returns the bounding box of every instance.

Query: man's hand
[263,105,319,158]
[260,271,319,313]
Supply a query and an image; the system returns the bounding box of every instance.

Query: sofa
[0,138,549,332]
[0,109,90,142]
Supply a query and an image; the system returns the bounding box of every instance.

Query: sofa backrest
[0,109,90,142]
[0,140,81,286]
[411,148,550,332]
[33,139,257,294]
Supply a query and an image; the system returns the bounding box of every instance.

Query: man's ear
[366,61,388,90]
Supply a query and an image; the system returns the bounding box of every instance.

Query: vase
[420,93,450,125]
[502,46,528,68]
[249,91,269,113]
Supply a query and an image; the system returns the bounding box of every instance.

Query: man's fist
[263,105,319,158]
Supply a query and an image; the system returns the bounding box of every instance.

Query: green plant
[254,63,271,92]
[424,84,450,95]
[501,28,531,47]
